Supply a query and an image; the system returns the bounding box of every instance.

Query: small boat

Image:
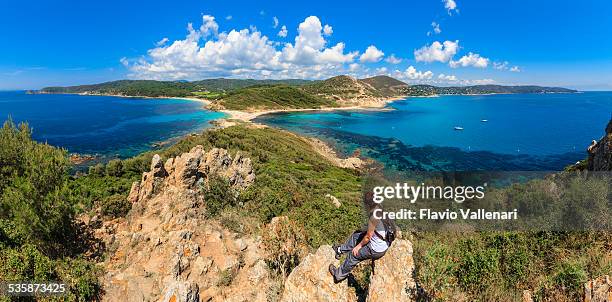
[454,126,464,131]
[481,119,488,122]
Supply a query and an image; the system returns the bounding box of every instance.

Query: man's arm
[351,218,377,256]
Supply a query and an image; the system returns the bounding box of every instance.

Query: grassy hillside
[302,75,383,100]
[359,75,409,97]
[217,85,337,111]
[191,78,312,91]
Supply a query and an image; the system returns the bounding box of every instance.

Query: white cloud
[349,63,360,72]
[393,66,434,81]
[359,45,384,63]
[469,78,495,85]
[493,61,521,72]
[156,37,169,47]
[199,15,219,38]
[277,25,288,37]
[493,61,509,70]
[444,0,458,14]
[125,15,362,80]
[259,10,265,16]
[323,25,333,36]
[449,52,489,68]
[414,40,459,63]
[120,57,129,67]
[438,73,457,81]
[385,54,402,64]
[375,67,388,74]
[428,22,441,36]
[273,16,279,28]
[226,15,232,20]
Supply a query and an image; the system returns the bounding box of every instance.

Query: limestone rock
[367,239,416,302]
[127,181,140,203]
[281,245,357,302]
[131,145,255,204]
[99,146,263,302]
[325,194,341,208]
[584,275,611,302]
[161,281,199,302]
[588,119,612,171]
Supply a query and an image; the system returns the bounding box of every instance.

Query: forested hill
[34,76,577,101]
[35,79,312,98]
[405,84,577,96]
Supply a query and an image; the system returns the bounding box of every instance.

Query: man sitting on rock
[329,192,395,283]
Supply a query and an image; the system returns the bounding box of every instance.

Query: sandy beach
[219,96,403,122]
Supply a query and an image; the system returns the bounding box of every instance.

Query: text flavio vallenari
[371,183,518,220]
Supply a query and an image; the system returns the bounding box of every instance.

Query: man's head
[363,191,382,213]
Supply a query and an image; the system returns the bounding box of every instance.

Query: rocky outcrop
[367,239,417,302]
[584,275,611,302]
[282,245,357,302]
[128,146,255,204]
[99,147,264,302]
[281,239,416,302]
[587,119,612,171]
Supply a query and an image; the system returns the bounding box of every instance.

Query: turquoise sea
[0,91,225,158]
[255,92,612,171]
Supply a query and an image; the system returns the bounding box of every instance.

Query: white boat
[454,126,464,130]
[481,119,488,122]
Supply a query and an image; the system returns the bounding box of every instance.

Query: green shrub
[0,118,101,300]
[456,239,500,292]
[105,159,124,177]
[99,194,131,218]
[201,176,236,218]
[554,261,587,298]
[88,163,105,176]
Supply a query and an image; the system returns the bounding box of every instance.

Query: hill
[39,80,201,97]
[215,85,336,111]
[301,75,389,106]
[37,76,577,110]
[37,78,312,98]
[359,75,409,97]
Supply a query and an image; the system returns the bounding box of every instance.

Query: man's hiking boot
[328,264,342,284]
[332,244,342,260]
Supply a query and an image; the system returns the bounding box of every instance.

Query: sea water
[0,91,225,158]
[255,92,612,171]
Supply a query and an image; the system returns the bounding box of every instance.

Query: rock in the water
[584,275,611,302]
[366,239,417,302]
[588,119,612,171]
[282,245,357,302]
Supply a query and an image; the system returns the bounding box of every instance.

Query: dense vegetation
[37,76,577,109]
[1,114,606,301]
[37,78,312,98]
[410,172,611,301]
[0,120,101,301]
[217,85,337,111]
[405,84,576,96]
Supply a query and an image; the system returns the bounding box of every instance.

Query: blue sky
[1,0,611,90]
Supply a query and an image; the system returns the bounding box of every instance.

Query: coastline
[219,95,403,122]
